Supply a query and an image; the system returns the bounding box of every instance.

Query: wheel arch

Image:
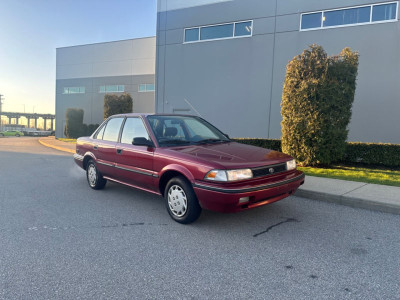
[158,165,195,197]
[82,153,96,170]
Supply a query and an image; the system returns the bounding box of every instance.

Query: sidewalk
[297,176,400,215]
[38,137,400,215]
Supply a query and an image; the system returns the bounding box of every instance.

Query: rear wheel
[165,176,202,224]
[86,159,107,190]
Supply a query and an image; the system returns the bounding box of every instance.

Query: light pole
[0,94,4,132]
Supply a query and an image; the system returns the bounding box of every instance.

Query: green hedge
[233,138,282,152]
[342,142,400,167]
[233,139,400,167]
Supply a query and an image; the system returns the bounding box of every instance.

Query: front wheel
[86,160,107,190]
[165,176,202,224]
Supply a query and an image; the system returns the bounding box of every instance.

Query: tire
[86,159,107,190]
[165,176,202,224]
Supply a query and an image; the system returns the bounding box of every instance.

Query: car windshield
[147,115,230,147]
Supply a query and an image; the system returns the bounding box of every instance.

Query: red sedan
[74,114,304,224]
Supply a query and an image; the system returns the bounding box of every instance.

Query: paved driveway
[0,138,399,299]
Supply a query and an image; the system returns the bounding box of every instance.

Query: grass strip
[298,165,400,187]
[57,138,77,143]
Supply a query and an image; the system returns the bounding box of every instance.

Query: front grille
[251,163,287,178]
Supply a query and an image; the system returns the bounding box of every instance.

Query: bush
[65,108,84,138]
[64,108,99,138]
[104,93,133,119]
[234,138,400,168]
[281,45,359,166]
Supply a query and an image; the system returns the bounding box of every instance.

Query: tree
[104,93,133,119]
[64,108,84,138]
[281,44,359,166]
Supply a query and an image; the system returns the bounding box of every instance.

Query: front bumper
[193,171,305,213]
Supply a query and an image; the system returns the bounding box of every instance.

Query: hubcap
[168,185,188,217]
[88,164,97,186]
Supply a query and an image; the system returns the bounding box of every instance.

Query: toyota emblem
[269,168,274,174]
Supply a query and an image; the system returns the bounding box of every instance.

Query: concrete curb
[38,139,75,154]
[296,186,400,215]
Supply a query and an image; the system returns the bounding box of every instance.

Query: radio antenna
[184,98,203,118]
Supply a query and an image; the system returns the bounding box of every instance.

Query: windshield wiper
[194,138,229,145]
[159,139,192,146]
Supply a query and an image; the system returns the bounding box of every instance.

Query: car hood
[167,142,292,169]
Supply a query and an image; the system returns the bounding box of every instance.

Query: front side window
[147,115,229,147]
[120,118,150,144]
[102,118,124,142]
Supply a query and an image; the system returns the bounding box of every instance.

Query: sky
[0,0,157,116]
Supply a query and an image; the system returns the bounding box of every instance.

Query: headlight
[286,159,297,171]
[204,169,253,182]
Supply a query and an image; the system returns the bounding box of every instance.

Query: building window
[63,86,85,94]
[372,3,398,21]
[99,85,125,93]
[185,28,199,42]
[138,84,155,92]
[300,1,398,31]
[184,20,253,43]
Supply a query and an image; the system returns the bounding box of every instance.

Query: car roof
[111,113,199,118]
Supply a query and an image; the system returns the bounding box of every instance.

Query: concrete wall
[156,0,400,143]
[56,37,156,137]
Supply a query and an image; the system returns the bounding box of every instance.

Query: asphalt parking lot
[0,137,399,299]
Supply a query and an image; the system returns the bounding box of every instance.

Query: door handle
[116,148,123,154]
[94,145,98,150]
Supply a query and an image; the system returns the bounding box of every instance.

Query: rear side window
[102,118,124,142]
[120,118,150,144]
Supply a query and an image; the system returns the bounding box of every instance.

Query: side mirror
[132,137,154,147]
[224,133,230,139]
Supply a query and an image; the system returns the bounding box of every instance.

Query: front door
[113,117,155,191]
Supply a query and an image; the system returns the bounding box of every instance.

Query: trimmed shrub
[65,108,84,138]
[104,93,133,119]
[281,45,359,166]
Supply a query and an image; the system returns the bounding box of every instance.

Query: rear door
[92,117,124,177]
[114,117,156,191]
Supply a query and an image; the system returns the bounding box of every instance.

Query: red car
[74,114,304,224]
